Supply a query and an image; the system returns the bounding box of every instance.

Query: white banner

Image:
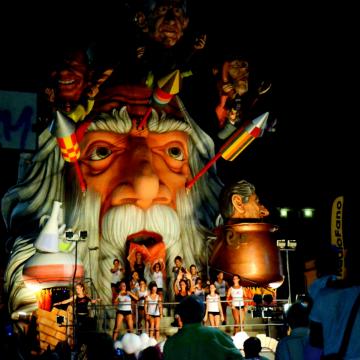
[0,90,37,150]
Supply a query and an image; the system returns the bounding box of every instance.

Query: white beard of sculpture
[74,188,207,305]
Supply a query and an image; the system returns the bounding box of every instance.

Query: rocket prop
[153,69,181,105]
[186,112,269,190]
[50,111,87,193]
[138,69,181,129]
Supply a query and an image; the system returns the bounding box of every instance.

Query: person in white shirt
[113,280,138,340]
[151,262,164,298]
[204,283,224,327]
[145,281,163,340]
[227,274,245,334]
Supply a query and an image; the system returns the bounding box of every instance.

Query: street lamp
[65,229,87,348]
[277,239,297,304]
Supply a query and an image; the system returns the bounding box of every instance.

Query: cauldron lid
[225,222,279,232]
[225,218,269,225]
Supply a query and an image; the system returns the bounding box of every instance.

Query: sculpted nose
[110,141,172,210]
[133,161,160,209]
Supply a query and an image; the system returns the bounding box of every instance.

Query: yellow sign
[331,196,345,278]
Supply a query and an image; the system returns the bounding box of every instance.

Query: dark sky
[0,1,356,232]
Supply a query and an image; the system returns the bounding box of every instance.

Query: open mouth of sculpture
[126,231,166,271]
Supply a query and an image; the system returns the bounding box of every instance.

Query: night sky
[0,1,357,264]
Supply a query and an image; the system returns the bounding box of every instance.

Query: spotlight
[277,239,286,249]
[65,229,88,241]
[287,240,297,249]
[79,230,88,239]
[279,208,290,218]
[302,208,315,218]
[65,230,74,239]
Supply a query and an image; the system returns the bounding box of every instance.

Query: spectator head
[176,295,205,324]
[285,302,309,329]
[243,336,262,358]
[138,345,163,360]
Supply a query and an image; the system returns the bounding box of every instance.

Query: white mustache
[102,204,181,252]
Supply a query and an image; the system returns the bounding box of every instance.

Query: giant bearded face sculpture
[78,110,191,270]
[71,108,222,302]
[2,105,222,316]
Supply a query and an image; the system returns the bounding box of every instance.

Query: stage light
[65,230,74,239]
[287,239,297,249]
[65,229,88,241]
[302,208,315,218]
[276,239,286,249]
[79,230,88,239]
[279,207,290,218]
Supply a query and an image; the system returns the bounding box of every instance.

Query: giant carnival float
[1,0,295,356]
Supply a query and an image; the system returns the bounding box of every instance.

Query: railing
[26,277,288,338]
[88,298,289,336]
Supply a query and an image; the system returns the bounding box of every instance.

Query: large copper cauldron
[210,222,284,287]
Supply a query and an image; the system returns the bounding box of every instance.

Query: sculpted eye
[173,7,183,17]
[88,146,112,160]
[167,146,184,161]
[157,6,168,15]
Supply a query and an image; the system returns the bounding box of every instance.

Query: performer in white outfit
[227,274,245,334]
[113,280,138,340]
[204,283,224,327]
[151,262,164,297]
[145,281,163,340]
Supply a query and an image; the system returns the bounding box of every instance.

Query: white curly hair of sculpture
[1,105,222,316]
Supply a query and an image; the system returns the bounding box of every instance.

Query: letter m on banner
[0,90,37,151]
[331,196,345,279]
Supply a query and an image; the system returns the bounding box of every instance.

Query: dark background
[0,1,357,281]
